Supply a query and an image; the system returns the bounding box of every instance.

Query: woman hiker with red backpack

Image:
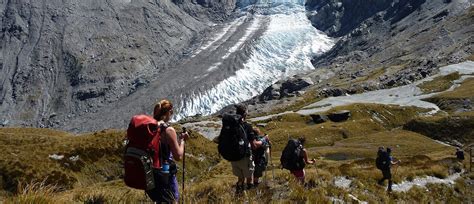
[146,100,189,203]
[281,137,315,184]
[292,137,315,184]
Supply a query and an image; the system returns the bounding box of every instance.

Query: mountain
[307,0,473,86]
[0,0,236,130]
[248,0,473,115]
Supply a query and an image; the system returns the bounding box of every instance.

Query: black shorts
[382,169,392,179]
[254,163,267,178]
[146,170,179,203]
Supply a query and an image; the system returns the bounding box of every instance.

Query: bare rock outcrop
[0,0,237,128]
[259,76,314,101]
[308,0,473,71]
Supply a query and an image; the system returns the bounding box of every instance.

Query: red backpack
[123,115,164,190]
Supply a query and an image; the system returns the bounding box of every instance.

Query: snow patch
[392,172,462,192]
[69,155,80,162]
[49,154,64,160]
[348,194,368,204]
[334,176,352,189]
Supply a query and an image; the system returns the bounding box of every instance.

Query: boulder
[259,77,313,101]
[320,88,347,97]
[310,114,328,124]
[327,110,351,122]
[280,77,314,96]
[259,83,282,101]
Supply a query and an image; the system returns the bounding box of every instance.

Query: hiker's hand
[180,132,189,141]
[311,158,316,163]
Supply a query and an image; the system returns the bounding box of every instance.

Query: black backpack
[217,114,250,161]
[456,150,464,160]
[280,139,305,171]
[376,150,390,170]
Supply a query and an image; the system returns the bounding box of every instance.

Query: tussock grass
[181,102,463,203]
[69,181,147,203]
[0,128,123,192]
[429,77,474,99]
[424,77,474,113]
[412,77,474,143]
[417,72,461,94]
[404,111,474,143]
[258,104,430,152]
[0,125,218,202]
[1,102,471,203]
[4,180,58,204]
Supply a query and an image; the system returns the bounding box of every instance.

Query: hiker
[455,148,465,161]
[217,104,265,193]
[232,104,263,192]
[376,147,400,192]
[146,100,189,203]
[252,127,272,187]
[281,137,315,184]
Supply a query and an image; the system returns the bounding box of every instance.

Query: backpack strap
[158,123,170,166]
[239,122,252,153]
[148,122,169,169]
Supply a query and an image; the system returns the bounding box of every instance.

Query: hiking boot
[235,185,244,195]
[246,183,254,190]
[387,181,393,192]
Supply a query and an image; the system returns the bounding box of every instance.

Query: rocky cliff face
[0,0,236,128]
[305,0,436,37]
[307,0,473,87]
[306,0,394,37]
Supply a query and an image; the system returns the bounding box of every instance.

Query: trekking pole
[393,158,401,179]
[264,160,267,185]
[270,147,275,184]
[181,127,187,204]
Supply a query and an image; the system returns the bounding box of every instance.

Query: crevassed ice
[222,17,261,60]
[174,3,334,121]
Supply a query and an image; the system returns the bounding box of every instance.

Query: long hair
[153,100,173,121]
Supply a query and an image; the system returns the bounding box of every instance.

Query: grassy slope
[407,78,474,143]
[0,128,124,192]
[2,63,474,203]
[428,77,474,99]
[182,103,467,203]
[417,72,461,94]
[1,102,470,203]
[258,104,431,151]
[0,126,218,203]
[3,76,474,202]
